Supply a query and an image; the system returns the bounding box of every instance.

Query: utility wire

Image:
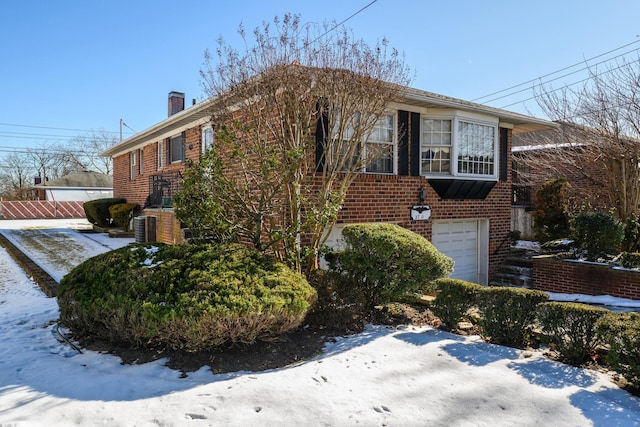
[500,56,640,110]
[483,46,640,104]
[307,0,379,45]
[0,122,123,135]
[472,38,640,102]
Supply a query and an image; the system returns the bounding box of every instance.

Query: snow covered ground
[0,219,639,426]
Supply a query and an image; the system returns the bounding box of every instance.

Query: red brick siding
[143,208,186,244]
[114,118,513,280]
[533,256,640,300]
[309,172,512,279]
[113,127,204,207]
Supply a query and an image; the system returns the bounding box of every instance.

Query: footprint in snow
[373,406,391,413]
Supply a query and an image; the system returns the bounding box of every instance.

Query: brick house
[512,125,613,239]
[102,87,553,285]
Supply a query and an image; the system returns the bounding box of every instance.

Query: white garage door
[432,220,487,285]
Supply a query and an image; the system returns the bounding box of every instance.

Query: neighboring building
[512,125,613,239]
[102,84,553,285]
[33,171,113,202]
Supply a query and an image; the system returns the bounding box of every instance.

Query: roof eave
[399,87,557,134]
[100,98,215,157]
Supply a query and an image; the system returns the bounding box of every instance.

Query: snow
[0,220,639,426]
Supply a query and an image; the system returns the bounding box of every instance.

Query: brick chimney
[168,91,185,116]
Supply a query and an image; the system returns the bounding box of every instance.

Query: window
[170,134,184,163]
[130,151,137,179]
[329,112,396,174]
[457,121,495,175]
[365,114,395,174]
[421,117,497,178]
[138,148,144,175]
[421,119,451,174]
[202,126,214,153]
[157,140,163,170]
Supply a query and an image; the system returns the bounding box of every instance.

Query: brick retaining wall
[533,255,640,300]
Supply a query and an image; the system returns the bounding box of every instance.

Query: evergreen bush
[477,286,548,347]
[596,312,640,388]
[108,203,139,231]
[536,301,608,365]
[533,178,571,243]
[58,243,316,351]
[620,252,640,269]
[570,211,623,260]
[327,223,453,307]
[83,198,126,228]
[430,278,483,330]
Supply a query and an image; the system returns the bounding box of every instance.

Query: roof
[34,171,113,189]
[101,82,556,158]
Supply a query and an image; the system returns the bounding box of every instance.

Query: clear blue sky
[1,0,639,154]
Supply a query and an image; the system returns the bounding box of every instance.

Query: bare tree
[530,58,640,221]
[27,142,84,182]
[193,14,412,271]
[0,153,34,200]
[69,129,116,175]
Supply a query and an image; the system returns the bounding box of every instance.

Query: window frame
[129,150,137,180]
[202,125,214,153]
[169,133,185,164]
[157,140,163,170]
[420,114,499,180]
[364,112,397,175]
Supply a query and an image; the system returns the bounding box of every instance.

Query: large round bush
[58,243,316,351]
[327,223,454,306]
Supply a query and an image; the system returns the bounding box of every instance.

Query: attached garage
[432,219,489,285]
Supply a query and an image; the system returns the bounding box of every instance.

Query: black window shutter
[499,127,508,181]
[181,131,186,161]
[410,112,421,176]
[315,108,328,172]
[398,110,409,176]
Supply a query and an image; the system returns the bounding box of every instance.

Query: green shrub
[620,252,640,269]
[596,312,640,388]
[304,269,367,332]
[622,214,640,252]
[477,287,548,347]
[58,243,317,351]
[108,203,139,231]
[83,198,126,228]
[327,223,453,307]
[570,211,623,260]
[537,301,608,365]
[431,278,483,330]
[533,178,571,243]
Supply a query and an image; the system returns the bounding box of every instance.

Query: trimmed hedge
[327,223,453,307]
[83,198,126,228]
[431,278,483,330]
[477,287,548,347]
[108,203,139,231]
[596,312,640,388]
[537,301,608,365]
[58,243,317,351]
[570,211,623,260]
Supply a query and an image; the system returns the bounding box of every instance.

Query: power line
[499,56,640,110]
[0,122,122,135]
[483,46,640,105]
[308,0,379,46]
[473,38,640,102]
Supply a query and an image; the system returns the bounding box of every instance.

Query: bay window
[421,116,497,178]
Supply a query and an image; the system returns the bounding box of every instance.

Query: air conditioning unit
[134,216,146,243]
